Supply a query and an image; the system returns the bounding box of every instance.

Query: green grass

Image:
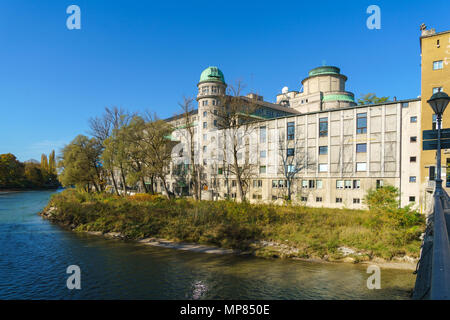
[44,189,425,261]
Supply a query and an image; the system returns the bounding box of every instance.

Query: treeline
[0,151,59,189]
[58,107,175,196]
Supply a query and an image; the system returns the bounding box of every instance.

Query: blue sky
[0,0,449,161]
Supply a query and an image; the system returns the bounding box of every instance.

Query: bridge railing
[430,193,450,300]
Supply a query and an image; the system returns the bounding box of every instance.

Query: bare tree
[277,133,314,201]
[216,81,259,202]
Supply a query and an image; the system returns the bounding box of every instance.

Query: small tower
[197,66,227,134]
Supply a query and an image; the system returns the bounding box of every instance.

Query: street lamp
[427,91,450,196]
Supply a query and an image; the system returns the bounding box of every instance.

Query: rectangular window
[319,164,328,172]
[316,197,323,202]
[287,165,295,173]
[232,180,237,187]
[336,198,342,203]
[309,180,315,188]
[336,180,344,189]
[203,111,207,117]
[319,117,328,137]
[302,180,308,188]
[376,179,383,189]
[409,196,416,202]
[410,136,417,143]
[410,156,417,163]
[253,180,262,188]
[353,180,360,189]
[409,176,416,183]
[272,180,278,188]
[214,120,217,127]
[429,166,435,181]
[356,113,367,134]
[203,122,207,129]
[287,122,295,140]
[433,60,443,70]
[344,180,352,189]
[316,180,323,189]
[218,168,223,175]
[319,146,328,155]
[356,143,367,153]
[259,166,266,174]
[301,196,307,202]
[410,116,417,123]
[353,198,360,204]
[260,126,266,143]
[356,162,367,171]
[203,134,207,141]
[260,150,266,158]
[432,114,437,130]
[402,102,409,108]
[287,148,295,157]
[433,87,443,94]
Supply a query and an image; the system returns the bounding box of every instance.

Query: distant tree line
[0,151,59,189]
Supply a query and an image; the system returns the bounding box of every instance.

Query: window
[336,198,343,203]
[203,122,207,129]
[319,164,328,172]
[316,197,323,202]
[429,166,435,181]
[232,180,237,187]
[410,156,417,163]
[356,143,367,153]
[432,114,437,130]
[202,100,208,106]
[259,166,266,174]
[287,122,295,140]
[218,168,223,175]
[409,196,416,202]
[319,146,328,155]
[301,196,307,202]
[287,165,295,173]
[410,136,417,143]
[402,102,409,108]
[336,180,344,189]
[309,180,315,188]
[287,148,295,157]
[253,180,262,188]
[356,162,367,171]
[213,109,217,115]
[410,116,417,123]
[214,120,217,127]
[203,134,207,141]
[302,180,308,188]
[409,176,416,183]
[272,180,278,188]
[353,180,360,189]
[433,60,443,70]
[344,180,352,189]
[319,117,328,137]
[433,87,443,94]
[376,179,383,189]
[356,113,367,134]
[260,126,266,143]
[203,146,207,152]
[260,150,266,158]
[353,198,360,204]
[203,111,207,117]
[316,180,323,189]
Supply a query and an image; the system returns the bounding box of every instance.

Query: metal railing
[430,193,450,299]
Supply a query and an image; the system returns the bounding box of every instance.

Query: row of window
[300,197,361,204]
[201,100,219,107]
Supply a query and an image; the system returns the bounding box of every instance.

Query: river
[0,191,416,299]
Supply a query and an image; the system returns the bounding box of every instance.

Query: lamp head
[427,91,450,115]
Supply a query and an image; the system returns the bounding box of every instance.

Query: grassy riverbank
[42,189,425,262]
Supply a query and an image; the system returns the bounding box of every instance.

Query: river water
[0,191,416,299]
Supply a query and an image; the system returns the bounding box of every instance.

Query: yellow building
[420,26,450,200]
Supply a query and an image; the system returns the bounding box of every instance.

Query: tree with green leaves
[0,153,25,188]
[357,93,389,105]
[58,135,104,192]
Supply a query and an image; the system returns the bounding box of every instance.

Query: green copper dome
[199,66,225,84]
[308,66,341,77]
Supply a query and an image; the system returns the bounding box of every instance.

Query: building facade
[163,65,423,210]
[419,26,450,203]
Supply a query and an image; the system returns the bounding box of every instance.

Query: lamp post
[427,91,450,196]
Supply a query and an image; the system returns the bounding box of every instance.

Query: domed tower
[197,66,227,134]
